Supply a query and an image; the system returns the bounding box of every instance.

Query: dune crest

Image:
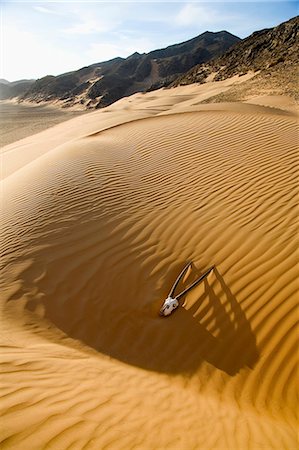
[1,89,298,449]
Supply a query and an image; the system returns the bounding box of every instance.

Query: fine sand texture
[0,101,84,147]
[1,85,298,449]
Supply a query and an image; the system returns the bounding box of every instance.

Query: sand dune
[1,86,298,449]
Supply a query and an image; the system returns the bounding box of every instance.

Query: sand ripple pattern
[1,108,298,449]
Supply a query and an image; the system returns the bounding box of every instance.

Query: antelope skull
[159,263,214,317]
[159,297,179,316]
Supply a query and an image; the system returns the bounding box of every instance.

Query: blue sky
[1,1,298,81]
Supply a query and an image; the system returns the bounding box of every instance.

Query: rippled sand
[1,85,298,449]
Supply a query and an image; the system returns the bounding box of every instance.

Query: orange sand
[1,85,298,449]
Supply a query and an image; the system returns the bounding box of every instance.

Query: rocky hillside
[172,16,298,95]
[0,79,35,100]
[20,31,240,109]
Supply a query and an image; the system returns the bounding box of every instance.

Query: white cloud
[174,3,238,28]
[176,4,212,26]
[63,20,106,35]
[175,3,225,26]
[61,6,123,35]
[63,17,117,35]
[33,6,60,15]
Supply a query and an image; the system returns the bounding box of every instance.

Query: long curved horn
[168,262,192,298]
[176,265,214,300]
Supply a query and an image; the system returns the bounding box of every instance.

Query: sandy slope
[1,85,298,449]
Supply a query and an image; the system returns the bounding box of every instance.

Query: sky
[1,1,298,82]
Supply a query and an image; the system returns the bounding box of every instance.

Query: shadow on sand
[22,258,259,376]
[97,265,259,375]
[49,264,258,376]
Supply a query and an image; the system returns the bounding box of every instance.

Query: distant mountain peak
[172,16,298,90]
[128,52,142,58]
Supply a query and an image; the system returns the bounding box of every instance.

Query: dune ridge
[1,88,298,449]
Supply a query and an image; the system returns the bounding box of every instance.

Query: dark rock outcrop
[172,16,298,87]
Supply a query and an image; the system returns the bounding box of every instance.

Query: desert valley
[0,14,298,450]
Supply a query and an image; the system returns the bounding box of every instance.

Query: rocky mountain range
[0,79,35,100]
[172,16,298,97]
[1,16,297,109]
[2,31,240,109]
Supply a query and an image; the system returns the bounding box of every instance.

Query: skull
[159,297,179,316]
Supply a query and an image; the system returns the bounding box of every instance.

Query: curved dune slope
[1,99,298,449]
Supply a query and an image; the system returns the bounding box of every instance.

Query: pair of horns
[168,262,214,300]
